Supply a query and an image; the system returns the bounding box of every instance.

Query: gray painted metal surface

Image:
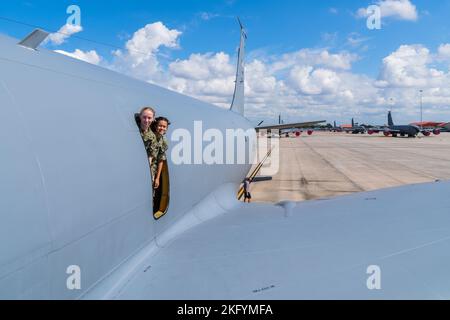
[109,181,450,300]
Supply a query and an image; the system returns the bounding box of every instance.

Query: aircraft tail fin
[230,18,247,116]
[388,111,394,126]
[352,118,355,127]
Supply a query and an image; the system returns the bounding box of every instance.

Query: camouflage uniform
[140,129,158,178]
[151,134,169,179]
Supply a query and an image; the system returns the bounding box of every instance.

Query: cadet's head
[139,107,155,132]
[154,117,170,136]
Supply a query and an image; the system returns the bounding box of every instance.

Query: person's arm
[154,160,163,189]
[147,133,158,175]
[154,137,168,189]
[143,133,155,167]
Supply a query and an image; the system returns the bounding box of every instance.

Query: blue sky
[1,0,450,124]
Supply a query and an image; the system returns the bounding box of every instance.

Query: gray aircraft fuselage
[386,111,421,137]
[0,33,254,299]
[387,125,421,136]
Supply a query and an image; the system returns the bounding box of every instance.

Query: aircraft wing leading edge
[256,121,326,131]
[85,181,450,300]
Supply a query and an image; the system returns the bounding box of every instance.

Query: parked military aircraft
[375,112,441,137]
[342,119,367,134]
[442,123,450,132]
[330,121,343,132]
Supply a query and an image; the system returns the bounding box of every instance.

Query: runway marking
[344,145,440,182]
[300,138,365,192]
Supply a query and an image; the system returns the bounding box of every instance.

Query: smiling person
[138,107,158,175]
[151,117,170,190]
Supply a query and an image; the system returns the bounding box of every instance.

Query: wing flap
[256,121,327,131]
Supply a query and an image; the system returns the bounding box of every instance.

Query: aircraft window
[135,113,170,220]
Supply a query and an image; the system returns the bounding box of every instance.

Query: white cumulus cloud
[289,67,341,95]
[46,23,83,45]
[111,22,182,81]
[437,44,450,62]
[376,45,444,88]
[55,49,102,65]
[52,21,450,123]
[357,0,418,22]
[271,49,358,73]
[169,52,234,80]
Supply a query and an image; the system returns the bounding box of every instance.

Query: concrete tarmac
[251,132,450,203]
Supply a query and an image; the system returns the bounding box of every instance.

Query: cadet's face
[157,121,168,135]
[140,110,154,131]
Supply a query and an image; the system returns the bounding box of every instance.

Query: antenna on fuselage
[18,29,49,50]
[230,17,247,116]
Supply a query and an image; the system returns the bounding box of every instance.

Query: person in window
[138,107,158,178]
[243,178,252,203]
[151,117,171,190]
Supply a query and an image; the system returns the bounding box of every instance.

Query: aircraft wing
[85,181,450,300]
[256,121,326,132]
